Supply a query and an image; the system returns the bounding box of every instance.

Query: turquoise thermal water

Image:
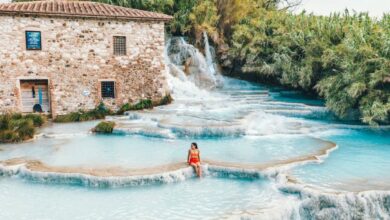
[0,134,326,168]
[0,76,388,219]
[292,128,390,191]
[0,36,389,219]
[0,177,299,220]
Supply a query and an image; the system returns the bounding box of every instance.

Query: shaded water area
[0,35,389,219]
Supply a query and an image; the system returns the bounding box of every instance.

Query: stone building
[0,0,172,117]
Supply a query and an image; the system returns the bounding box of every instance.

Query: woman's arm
[187,150,191,164]
[198,151,201,163]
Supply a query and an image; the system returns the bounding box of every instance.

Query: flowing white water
[165,34,223,92]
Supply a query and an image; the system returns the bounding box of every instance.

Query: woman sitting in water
[187,142,202,177]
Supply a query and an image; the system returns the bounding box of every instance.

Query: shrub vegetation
[157,94,174,106]
[55,95,174,122]
[0,113,46,143]
[225,8,390,125]
[117,99,152,115]
[54,102,112,123]
[117,95,174,114]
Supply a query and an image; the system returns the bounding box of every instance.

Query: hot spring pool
[0,176,301,220]
[292,128,390,191]
[0,76,389,220]
[0,133,331,168]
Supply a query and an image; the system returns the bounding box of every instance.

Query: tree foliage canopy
[228,11,390,124]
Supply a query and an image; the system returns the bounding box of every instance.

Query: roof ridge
[0,0,173,21]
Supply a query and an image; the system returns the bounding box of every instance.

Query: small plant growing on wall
[54,102,112,123]
[117,95,174,115]
[157,94,173,106]
[117,99,153,114]
[54,95,174,121]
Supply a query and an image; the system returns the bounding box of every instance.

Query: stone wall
[0,15,169,117]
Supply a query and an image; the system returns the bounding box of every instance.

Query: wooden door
[20,80,50,113]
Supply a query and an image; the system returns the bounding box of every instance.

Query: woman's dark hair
[191,142,198,149]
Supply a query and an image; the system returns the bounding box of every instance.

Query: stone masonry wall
[0,15,168,117]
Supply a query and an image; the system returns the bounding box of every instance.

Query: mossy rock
[93,121,116,134]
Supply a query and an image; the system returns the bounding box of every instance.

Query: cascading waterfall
[203,32,224,86]
[165,33,223,91]
[163,39,212,100]
[279,183,390,219]
[203,32,214,71]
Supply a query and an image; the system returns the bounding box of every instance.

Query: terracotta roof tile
[0,0,173,21]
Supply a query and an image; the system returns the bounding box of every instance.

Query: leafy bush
[117,95,174,115]
[85,0,198,35]
[10,119,35,140]
[0,114,11,130]
[11,113,23,120]
[54,102,111,123]
[0,130,19,143]
[0,113,45,143]
[157,94,174,106]
[54,112,83,123]
[117,99,153,114]
[94,102,112,116]
[25,113,47,126]
[224,7,390,125]
[130,99,153,110]
[93,121,116,134]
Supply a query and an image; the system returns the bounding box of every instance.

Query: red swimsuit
[189,150,200,164]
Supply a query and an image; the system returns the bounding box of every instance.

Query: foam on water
[0,162,194,187]
[0,160,286,188]
[279,183,390,219]
[0,176,300,220]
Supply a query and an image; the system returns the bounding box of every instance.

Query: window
[113,36,126,56]
[25,31,42,50]
[101,81,115,98]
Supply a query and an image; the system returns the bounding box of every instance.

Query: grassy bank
[0,113,46,143]
[117,94,173,115]
[55,95,173,123]
[54,102,111,123]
